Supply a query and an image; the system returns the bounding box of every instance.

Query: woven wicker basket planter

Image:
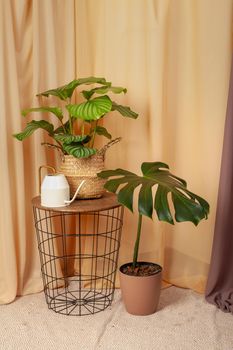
[58,154,106,199]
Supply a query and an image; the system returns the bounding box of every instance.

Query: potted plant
[13,77,138,198]
[98,161,209,315]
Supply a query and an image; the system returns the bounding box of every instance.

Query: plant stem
[132,214,142,269]
[67,98,73,134]
[41,142,64,155]
[81,120,85,137]
[90,120,98,148]
[60,118,66,133]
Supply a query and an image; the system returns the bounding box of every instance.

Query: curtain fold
[0,0,76,304]
[75,0,233,293]
[0,0,232,304]
[205,56,233,313]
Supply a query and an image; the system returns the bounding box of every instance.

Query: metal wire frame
[33,206,124,316]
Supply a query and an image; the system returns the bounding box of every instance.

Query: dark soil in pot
[120,261,162,277]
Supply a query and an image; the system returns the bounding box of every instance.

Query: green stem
[81,120,85,137]
[90,120,98,148]
[67,98,73,134]
[132,214,142,269]
[60,118,66,133]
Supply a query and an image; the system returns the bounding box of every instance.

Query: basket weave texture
[58,154,106,199]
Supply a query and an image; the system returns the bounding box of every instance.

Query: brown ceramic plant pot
[119,262,162,316]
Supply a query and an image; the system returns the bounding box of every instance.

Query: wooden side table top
[32,192,121,213]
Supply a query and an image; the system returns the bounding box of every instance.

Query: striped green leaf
[54,121,70,134]
[63,143,97,158]
[94,126,112,139]
[13,120,54,141]
[21,107,63,121]
[81,85,127,100]
[54,134,90,144]
[111,102,138,119]
[66,96,112,121]
[36,77,110,101]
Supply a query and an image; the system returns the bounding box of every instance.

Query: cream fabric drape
[0,0,76,303]
[1,0,232,304]
[75,0,233,292]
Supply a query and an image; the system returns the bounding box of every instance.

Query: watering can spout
[64,180,86,205]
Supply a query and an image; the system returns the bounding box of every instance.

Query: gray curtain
[205,57,233,313]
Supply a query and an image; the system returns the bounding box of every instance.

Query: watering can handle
[38,165,56,194]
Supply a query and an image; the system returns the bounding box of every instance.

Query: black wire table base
[32,194,124,316]
[43,275,117,316]
[47,288,112,316]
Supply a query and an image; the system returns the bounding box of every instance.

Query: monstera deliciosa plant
[13,77,138,158]
[98,161,209,271]
[98,161,209,315]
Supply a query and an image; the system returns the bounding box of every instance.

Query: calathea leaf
[81,85,127,100]
[21,107,63,121]
[98,162,209,226]
[13,120,54,141]
[54,121,70,134]
[66,96,112,121]
[111,102,138,119]
[94,85,127,94]
[54,134,91,144]
[63,143,97,158]
[36,77,110,101]
[94,126,112,139]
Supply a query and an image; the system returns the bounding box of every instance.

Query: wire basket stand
[32,193,124,316]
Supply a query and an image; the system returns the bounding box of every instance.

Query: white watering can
[39,165,85,208]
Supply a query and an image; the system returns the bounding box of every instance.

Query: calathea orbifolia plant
[98,162,209,271]
[13,77,138,158]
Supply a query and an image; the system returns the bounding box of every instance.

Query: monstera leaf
[13,120,54,141]
[98,162,209,226]
[66,96,112,121]
[37,77,110,101]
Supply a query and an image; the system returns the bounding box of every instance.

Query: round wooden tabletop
[32,192,121,213]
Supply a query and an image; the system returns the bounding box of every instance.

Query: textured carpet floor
[0,287,232,350]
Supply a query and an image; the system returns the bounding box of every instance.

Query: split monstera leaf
[98,162,209,267]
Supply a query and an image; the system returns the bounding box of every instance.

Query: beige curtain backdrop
[0,0,232,304]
